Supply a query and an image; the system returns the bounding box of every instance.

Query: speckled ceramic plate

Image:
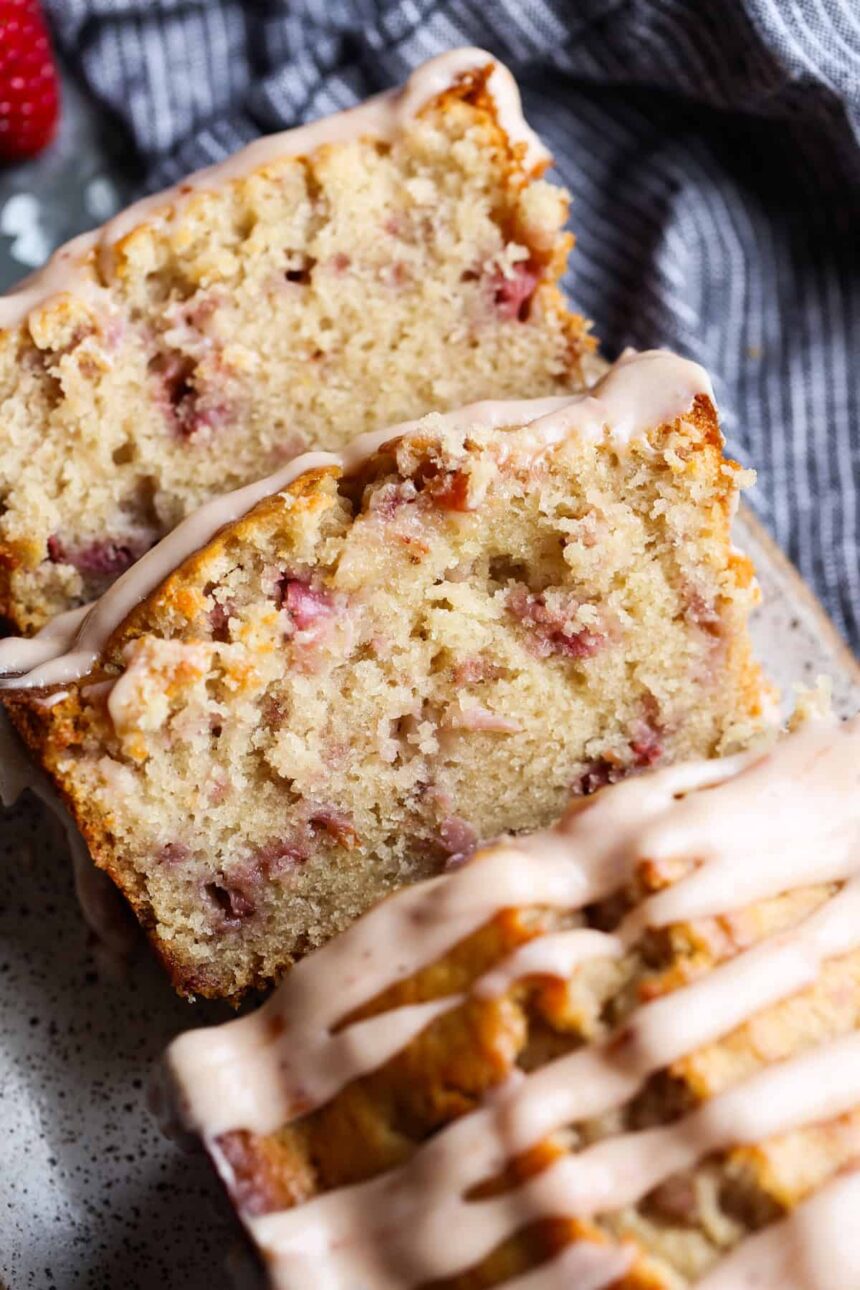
[0,503,857,1290]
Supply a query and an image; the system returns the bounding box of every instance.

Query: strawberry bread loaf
[0,350,766,999]
[162,712,860,1289]
[0,48,594,634]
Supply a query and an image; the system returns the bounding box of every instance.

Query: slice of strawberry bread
[0,48,594,634]
[1,351,766,999]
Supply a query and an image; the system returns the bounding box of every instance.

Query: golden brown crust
[105,468,343,668]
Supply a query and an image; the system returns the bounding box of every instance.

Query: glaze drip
[164,714,860,1289]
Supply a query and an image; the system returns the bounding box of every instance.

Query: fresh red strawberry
[0,0,60,162]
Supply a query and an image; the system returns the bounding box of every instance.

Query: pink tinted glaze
[695,1168,860,1289]
[164,715,860,1289]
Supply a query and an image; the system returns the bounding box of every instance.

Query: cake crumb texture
[4,394,765,1000]
[0,65,592,632]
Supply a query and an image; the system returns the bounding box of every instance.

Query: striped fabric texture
[44,0,860,648]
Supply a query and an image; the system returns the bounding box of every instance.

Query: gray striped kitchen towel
[43,0,860,649]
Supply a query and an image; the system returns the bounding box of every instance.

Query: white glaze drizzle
[0,49,545,332]
[473,928,622,1000]
[0,604,89,679]
[695,1167,860,1289]
[164,714,860,1289]
[248,1031,860,1290]
[0,347,713,689]
[502,1242,635,1290]
[168,716,856,1138]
